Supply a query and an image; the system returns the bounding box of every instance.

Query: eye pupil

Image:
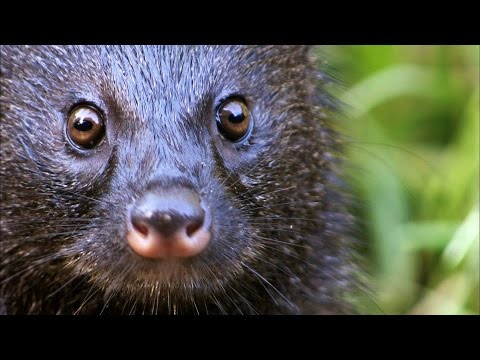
[74,118,94,132]
[228,112,245,124]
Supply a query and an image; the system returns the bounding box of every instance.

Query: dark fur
[0,45,355,314]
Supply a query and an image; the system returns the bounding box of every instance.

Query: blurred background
[321,45,479,314]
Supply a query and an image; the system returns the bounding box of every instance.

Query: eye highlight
[216,97,253,142]
[66,105,105,149]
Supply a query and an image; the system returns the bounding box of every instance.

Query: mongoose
[0,45,355,314]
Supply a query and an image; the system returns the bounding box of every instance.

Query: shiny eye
[216,97,253,142]
[66,105,105,149]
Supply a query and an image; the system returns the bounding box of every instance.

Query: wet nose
[127,188,211,259]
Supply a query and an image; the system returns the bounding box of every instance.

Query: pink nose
[127,188,211,259]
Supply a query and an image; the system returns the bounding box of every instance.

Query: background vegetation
[322,45,479,314]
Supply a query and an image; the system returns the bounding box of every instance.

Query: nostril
[132,218,149,237]
[186,221,202,237]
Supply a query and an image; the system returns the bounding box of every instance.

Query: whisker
[205,263,243,315]
[0,252,69,284]
[1,218,97,225]
[48,188,106,205]
[242,260,298,310]
[255,235,311,249]
[227,183,298,203]
[73,285,100,315]
[209,292,227,315]
[229,285,258,315]
[45,276,78,300]
[220,154,271,189]
[243,200,323,212]
[346,140,440,175]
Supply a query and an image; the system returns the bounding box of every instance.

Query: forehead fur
[2,45,310,107]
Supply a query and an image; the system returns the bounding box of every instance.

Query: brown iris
[216,98,253,142]
[66,105,105,149]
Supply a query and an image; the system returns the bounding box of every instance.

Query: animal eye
[66,105,105,149]
[216,97,253,142]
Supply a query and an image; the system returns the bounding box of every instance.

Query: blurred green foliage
[323,46,479,314]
